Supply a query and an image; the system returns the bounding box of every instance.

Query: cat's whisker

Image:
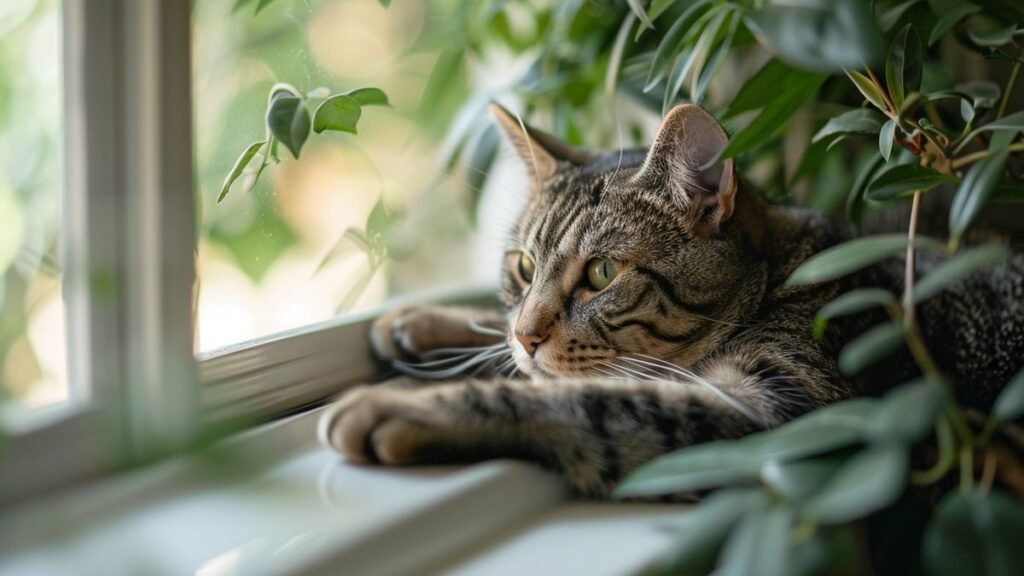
[617,354,763,424]
[393,347,510,379]
[466,320,508,338]
[420,342,507,360]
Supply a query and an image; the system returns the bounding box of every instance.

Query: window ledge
[0,405,687,576]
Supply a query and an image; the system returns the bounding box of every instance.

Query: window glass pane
[193,0,485,353]
[0,0,67,411]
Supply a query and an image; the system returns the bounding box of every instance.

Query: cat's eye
[586,257,619,291]
[518,252,536,283]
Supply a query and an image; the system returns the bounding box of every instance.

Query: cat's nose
[515,331,547,357]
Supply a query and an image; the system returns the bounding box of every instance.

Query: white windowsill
[0,405,688,576]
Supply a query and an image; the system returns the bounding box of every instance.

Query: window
[0,0,67,415]
[0,0,509,506]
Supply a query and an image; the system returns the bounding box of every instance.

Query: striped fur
[320,105,1024,498]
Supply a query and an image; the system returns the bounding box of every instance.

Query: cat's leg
[319,376,767,498]
[371,305,507,363]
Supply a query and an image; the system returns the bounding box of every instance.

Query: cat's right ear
[635,104,737,235]
[490,103,591,187]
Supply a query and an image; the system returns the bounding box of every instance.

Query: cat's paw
[370,305,449,363]
[369,305,506,364]
[318,385,456,465]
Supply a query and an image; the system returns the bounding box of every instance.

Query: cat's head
[493,104,768,378]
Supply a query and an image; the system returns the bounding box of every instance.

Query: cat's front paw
[318,385,456,465]
[370,305,449,364]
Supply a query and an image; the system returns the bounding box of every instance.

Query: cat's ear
[490,103,592,185]
[636,104,737,232]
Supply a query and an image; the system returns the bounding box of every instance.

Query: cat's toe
[318,386,438,465]
[369,305,435,363]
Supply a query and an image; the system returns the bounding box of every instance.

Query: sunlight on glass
[0,0,67,411]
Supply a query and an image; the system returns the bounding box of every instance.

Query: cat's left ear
[490,103,592,187]
[635,104,737,233]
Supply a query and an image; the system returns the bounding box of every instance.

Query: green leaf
[879,118,897,161]
[718,71,827,159]
[928,3,981,45]
[725,59,801,119]
[313,94,362,135]
[745,0,880,72]
[645,1,714,91]
[847,154,886,235]
[378,0,391,7]
[993,368,1024,421]
[344,87,391,107]
[613,441,762,497]
[839,322,905,375]
[625,0,655,31]
[786,234,943,286]
[717,505,795,576]
[755,419,865,461]
[886,24,923,110]
[266,93,310,159]
[966,16,1017,47]
[846,69,890,112]
[865,163,957,200]
[760,457,844,502]
[955,110,1024,155]
[950,148,1011,242]
[923,491,1024,576]
[218,140,265,202]
[650,490,767,576]
[805,445,908,524]
[814,288,896,339]
[868,378,948,443]
[914,243,1010,302]
[662,7,730,113]
[812,108,886,143]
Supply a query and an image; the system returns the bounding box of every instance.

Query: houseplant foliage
[224,0,1024,572]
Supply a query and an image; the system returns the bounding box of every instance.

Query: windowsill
[0,405,689,576]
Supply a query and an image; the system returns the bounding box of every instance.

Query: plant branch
[997,60,1021,120]
[951,142,1024,170]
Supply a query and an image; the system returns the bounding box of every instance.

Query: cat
[318,103,1024,498]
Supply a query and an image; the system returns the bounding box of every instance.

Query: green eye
[586,257,619,291]
[518,252,536,283]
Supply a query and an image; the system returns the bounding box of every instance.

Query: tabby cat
[318,104,1024,498]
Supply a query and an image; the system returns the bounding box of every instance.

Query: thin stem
[952,142,1024,170]
[911,417,956,485]
[997,60,1021,120]
[903,192,922,332]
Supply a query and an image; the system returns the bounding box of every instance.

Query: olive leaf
[913,243,1010,302]
[313,94,362,135]
[885,24,923,111]
[812,109,886,144]
[266,92,310,159]
[804,445,908,524]
[218,140,266,202]
[865,163,957,200]
[879,118,897,161]
[993,368,1024,421]
[950,148,1011,242]
[923,491,1024,576]
[813,288,896,339]
[786,234,943,286]
[838,322,905,375]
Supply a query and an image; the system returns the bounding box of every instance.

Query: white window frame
[0,0,498,509]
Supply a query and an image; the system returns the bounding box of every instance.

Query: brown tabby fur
[319,104,1024,498]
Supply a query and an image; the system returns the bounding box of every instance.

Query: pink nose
[515,331,546,357]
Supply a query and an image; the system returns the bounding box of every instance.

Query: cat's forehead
[516,159,685,261]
